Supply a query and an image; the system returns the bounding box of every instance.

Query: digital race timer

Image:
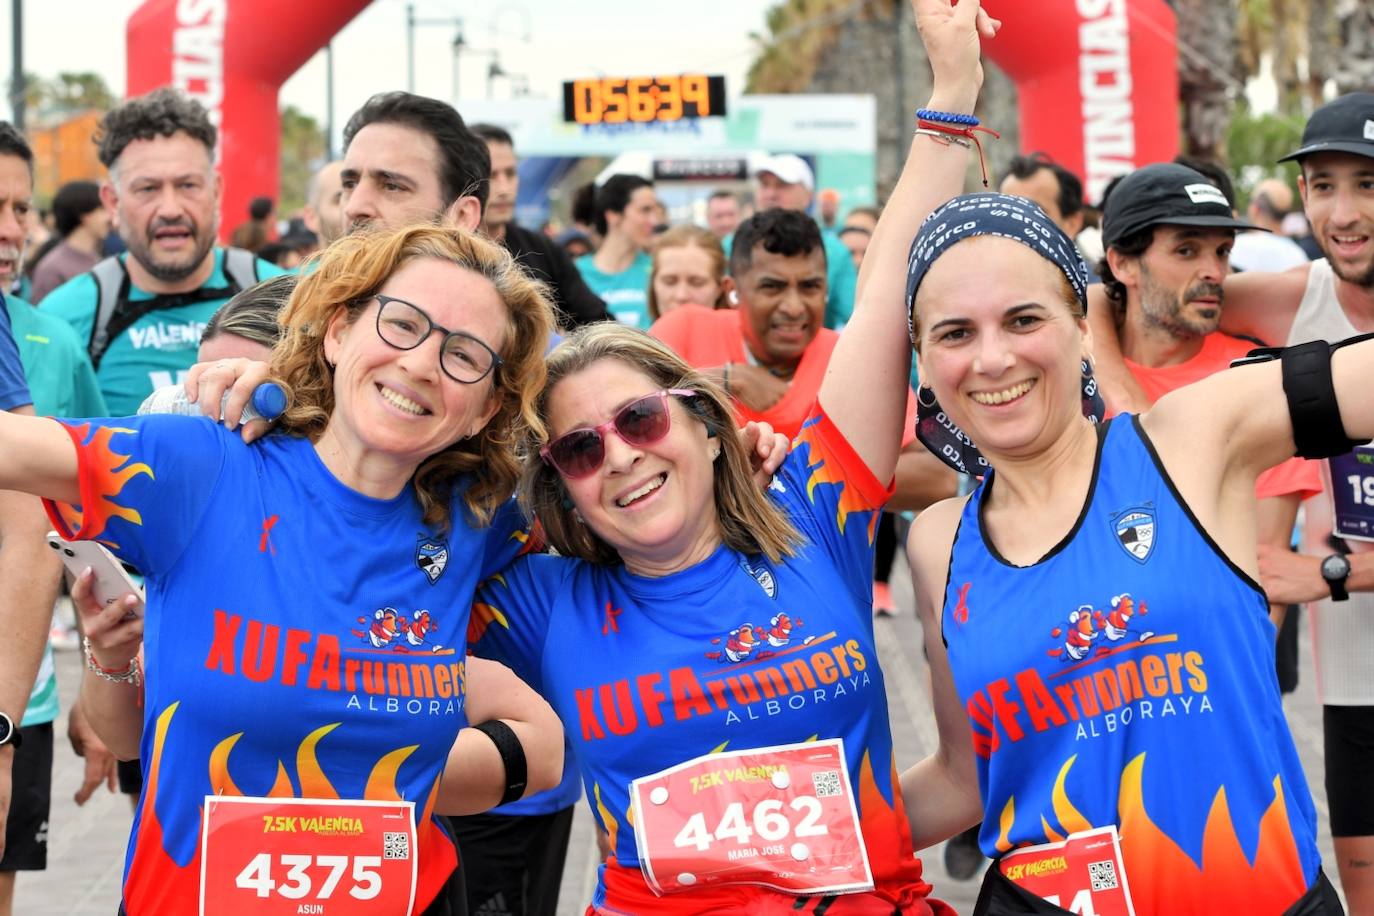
[562,75,727,125]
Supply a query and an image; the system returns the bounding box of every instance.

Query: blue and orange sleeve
[478,497,541,581]
[775,407,890,600]
[42,414,228,575]
[468,553,566,693]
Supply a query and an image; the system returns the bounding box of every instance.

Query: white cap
[754,154,814,191]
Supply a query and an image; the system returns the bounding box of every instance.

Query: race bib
[1330,446,1374,542]
[629,738,873,897]
[998,825,1135,916]
[200,796,417,916]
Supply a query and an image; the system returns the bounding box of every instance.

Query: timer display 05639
[562,75,727,125]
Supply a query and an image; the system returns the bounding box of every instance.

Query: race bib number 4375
[200,796,417,915]
[629,739,873,897]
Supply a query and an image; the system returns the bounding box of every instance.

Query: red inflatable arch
[126,0,370,241]
[987,0,1179,203]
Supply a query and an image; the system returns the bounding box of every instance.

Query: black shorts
[446,807,576,916]
[1324,704,1374,837]
[0,722,54,872]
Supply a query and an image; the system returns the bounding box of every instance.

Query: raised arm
[819,0,998,482]
[1157,335,1374,488]
[0,410,81,504]
[1144,335,1374,580]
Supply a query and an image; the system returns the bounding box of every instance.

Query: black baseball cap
[1278,92,1374,163]
[1102,163,1261,247]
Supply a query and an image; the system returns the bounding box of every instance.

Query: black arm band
[473,720,528,806]
[1280,336,1371,459]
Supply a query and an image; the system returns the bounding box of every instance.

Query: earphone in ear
[728,290,739,305]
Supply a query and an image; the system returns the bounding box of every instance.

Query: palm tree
[1176,0,1244,160]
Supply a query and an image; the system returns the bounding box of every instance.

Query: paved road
[19,571,1343,914]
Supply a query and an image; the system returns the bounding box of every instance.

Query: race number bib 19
[1331,446,1374,542]
[997,825,1136,916]
[199,796,417,915]
[629,738,873,897]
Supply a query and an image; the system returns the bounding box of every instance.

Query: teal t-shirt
[721,224,857,330]
[9,297,109,725]
[40,249,287,415]
[574,251,652,330]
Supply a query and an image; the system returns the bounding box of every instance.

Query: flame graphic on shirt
[594,781,620,852]
[855,751,932,902]
[467,594,510,644]
[53,422,153,546]
[122,703,456,913]
[793,422,880,544]
[993,752,1309,913]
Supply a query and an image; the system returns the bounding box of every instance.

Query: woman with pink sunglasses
[463,5,1000,911]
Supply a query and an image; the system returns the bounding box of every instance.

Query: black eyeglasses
[540,389,697,479]
[371,294,503,384]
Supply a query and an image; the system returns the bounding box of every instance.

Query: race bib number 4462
[200,796,417,916]
[629,738,873,897]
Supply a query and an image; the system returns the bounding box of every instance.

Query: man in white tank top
[1088,92,1374,914]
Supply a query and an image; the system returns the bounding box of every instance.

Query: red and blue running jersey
[942,416,1322,914]
[44,415,530,914]
[470,410,946,915]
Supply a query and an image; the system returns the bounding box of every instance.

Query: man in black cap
[1091,94,1374,914]
[1097,156,1321,644]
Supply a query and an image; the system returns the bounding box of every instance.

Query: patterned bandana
[904,193,1100,477]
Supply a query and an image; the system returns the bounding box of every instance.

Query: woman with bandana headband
[888,12,1372,916]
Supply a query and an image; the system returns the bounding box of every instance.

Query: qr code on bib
[1088,859,1118,891]
[812,770,843,798]
[383,831,410,860]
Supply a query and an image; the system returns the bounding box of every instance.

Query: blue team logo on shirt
[416,534,449,585]
[1111,506,1155,564]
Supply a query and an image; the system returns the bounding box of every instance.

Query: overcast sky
[3,0,773,145]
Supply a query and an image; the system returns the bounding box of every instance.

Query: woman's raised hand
[183,357,274,442]
[912,0,1000,111]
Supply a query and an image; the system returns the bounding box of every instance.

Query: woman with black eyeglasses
[0,225,571,915]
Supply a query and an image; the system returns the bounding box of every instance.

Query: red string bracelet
[917,118,1003,186]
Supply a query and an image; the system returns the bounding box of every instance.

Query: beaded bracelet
[915,108,980,127]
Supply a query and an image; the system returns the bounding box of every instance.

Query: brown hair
[522,323,800,565]
[647,225,728,320]
[270,225,555,531]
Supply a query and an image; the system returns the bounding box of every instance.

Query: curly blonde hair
[521,323,800,565]
[270,225,555,531]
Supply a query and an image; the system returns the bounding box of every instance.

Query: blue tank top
[942,416,1320,914]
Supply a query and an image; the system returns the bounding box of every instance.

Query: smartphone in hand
[45,532,144,617]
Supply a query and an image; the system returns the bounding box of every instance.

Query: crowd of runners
[0,1,1371,914]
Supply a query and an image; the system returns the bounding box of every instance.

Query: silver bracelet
[914,127,972,149]
[83,637,142,687]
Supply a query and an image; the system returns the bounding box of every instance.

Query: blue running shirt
[470,410,945,915]
[44,415,530,914]
[942,416,1321,914]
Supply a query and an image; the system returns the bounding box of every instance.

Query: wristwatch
[0,711,21,749]
[1320,553,1352,602]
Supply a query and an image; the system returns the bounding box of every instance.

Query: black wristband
[473,720,527,806]
[1279,335,1373,459]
